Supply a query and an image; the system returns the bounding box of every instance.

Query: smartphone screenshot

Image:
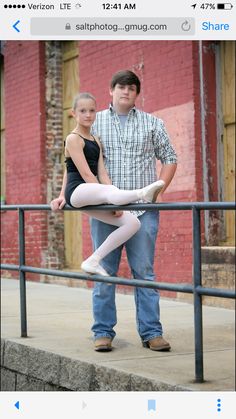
[1,1,235,418]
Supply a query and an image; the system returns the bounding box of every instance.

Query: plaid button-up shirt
[92,105,177,216]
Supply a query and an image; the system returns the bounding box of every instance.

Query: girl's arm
[50,170,67,210]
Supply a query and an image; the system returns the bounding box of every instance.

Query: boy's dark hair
[110,70,141,94]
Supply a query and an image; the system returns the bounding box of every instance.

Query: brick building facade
[1,41,235,301]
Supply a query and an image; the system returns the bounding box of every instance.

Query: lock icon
[65,23,71,30]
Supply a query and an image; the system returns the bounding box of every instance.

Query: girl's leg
[81,210,141,276]
[85,210,141,259]
[70,183,139,207]
[70,180,165,208]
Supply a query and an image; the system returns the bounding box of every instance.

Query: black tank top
[64,133,100,206]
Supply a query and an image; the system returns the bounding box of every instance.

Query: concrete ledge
[1,367,69,391]
[1,279,235,391]
[1,367,16,391]
[1,339,188,391]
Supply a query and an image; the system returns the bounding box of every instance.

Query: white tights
[70,183,141,260]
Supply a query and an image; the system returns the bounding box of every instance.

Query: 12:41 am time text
[102,3,136,9]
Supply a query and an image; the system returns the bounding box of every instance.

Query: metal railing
[1,201,235,383]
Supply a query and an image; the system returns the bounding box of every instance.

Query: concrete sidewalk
[1,278,235,391]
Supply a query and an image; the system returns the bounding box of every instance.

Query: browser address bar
[31,17,195,36]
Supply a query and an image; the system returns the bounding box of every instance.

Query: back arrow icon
[14,401,20,410]
[12,20,20,32]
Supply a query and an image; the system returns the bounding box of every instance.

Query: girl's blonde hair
[73,92,96,111]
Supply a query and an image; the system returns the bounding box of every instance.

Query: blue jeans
[90,210,163,342]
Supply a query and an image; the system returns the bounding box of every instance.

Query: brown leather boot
[94,337,112,352]
[142,336,171,351]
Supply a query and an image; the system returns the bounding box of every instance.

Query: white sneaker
[81,256,109,277]
[139,180,165,203]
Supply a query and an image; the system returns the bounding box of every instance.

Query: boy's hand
[156,194,163,203]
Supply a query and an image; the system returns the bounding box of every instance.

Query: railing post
[18,209,27,337]
[192,206,204,382]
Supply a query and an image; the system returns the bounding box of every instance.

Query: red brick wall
[79,40,204,291]
[79,41,197,111]
[1,40,219,294]
[1,41,47,278]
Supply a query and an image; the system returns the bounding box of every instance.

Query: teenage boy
[51,70,177,352]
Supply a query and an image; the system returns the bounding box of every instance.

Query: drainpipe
[198,40,210,244]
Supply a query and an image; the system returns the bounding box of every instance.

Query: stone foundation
[177,246,235,309]
[1,339,187,392]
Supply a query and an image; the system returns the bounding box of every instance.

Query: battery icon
[217,3,233,9]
